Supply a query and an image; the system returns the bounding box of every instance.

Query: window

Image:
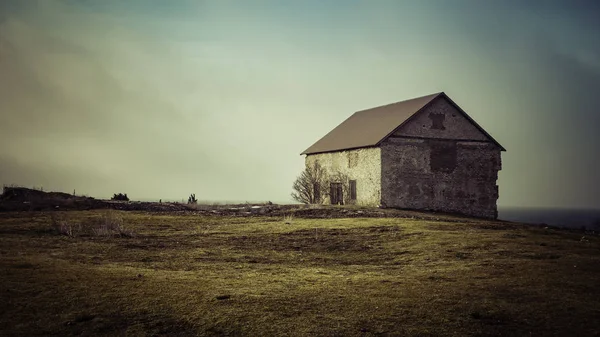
[347,152,359,168]
[349,180,357,200]
[428,112,446,130]
[430,141,457,173]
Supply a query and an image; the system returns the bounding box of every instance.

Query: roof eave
[440,93,507,152]
[301,144,379,156]
[375,92,443,147]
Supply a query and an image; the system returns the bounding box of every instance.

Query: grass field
[1,210,599,336]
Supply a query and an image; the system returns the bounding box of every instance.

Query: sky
[0,0,599,208]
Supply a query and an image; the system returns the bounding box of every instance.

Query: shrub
[91,212,134,237]
[50,214,80,237]
[188,193,197,204]
[291,161,328,204]
[111,193,129,201]
[49,212,134,238]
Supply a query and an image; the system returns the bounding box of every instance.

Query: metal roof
[301,92,505,155]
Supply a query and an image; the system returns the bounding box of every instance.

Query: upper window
[347,152,359,168]
[428,113,446,130]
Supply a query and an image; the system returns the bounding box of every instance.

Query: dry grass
[0,210,599,336]
[50,214,79,237]
[283,213,294,224]
[49,211,134,238]
[90,211,134,237]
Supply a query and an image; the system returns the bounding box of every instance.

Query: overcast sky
[1,0,599,208]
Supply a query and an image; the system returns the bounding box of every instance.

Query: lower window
[349,180,357,200]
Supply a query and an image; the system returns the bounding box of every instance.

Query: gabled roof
[301,92,506,155]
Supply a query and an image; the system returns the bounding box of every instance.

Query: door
[330,183,343,205]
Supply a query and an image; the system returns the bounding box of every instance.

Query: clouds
[0,0,322,201]
[0,1,222,195]
[0,0,598,207]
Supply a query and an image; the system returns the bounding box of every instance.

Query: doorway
[330,183,343,205]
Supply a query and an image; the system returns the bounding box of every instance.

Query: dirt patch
[224,226,402,254]
[468,223,523,230]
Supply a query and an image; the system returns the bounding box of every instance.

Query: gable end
[376,93,506,151]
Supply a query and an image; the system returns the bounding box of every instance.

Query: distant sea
[498,207,600,230]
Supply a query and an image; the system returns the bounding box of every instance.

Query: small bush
[50,214,80,237]
[92,212,135,237]
[49,212,134,238]
[188,193,197,204]
[283,214,294,225]
[111,193,129,201]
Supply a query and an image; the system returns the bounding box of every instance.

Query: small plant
[59,222,74,237]
[111,193,129,201]
[50,214,80,237]
[54,221,76,237]
[283,214,294,225]
[91,211,134,237]
[188,193,197,204]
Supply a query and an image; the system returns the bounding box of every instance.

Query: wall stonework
[395,97,489,141]
[306,148,381,206]
[380,137,501,218]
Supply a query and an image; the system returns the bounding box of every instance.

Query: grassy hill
[1,210,599,336]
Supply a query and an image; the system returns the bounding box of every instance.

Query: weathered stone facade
[379,96,502,218]
[301,94,503,219]
[305,147,381,206]
[380,138,501,218]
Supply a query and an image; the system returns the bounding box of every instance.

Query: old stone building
[301,92,505,219]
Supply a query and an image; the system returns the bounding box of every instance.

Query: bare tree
[291,161,328,204]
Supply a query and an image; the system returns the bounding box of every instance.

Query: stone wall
[305,147,381,206]
[380,137,501,218]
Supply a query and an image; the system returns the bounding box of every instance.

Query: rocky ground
[4,187,593,235]
[0,187,478,222]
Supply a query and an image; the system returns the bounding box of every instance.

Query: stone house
[301,92,505,219]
